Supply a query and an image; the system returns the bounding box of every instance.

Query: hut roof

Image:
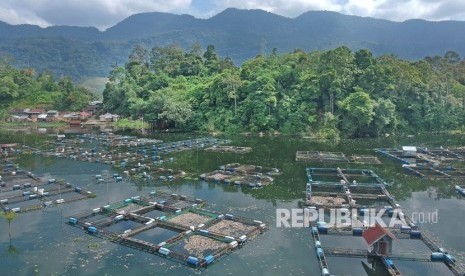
[362,223,397,247]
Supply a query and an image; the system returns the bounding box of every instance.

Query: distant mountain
[1,8,465,79]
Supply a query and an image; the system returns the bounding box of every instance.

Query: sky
[1,0,464,30]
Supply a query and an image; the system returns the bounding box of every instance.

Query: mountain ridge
[1,8,464,79]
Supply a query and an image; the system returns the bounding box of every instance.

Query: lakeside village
[7,101,120,126]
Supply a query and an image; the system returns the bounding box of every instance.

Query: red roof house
[362,223,397,256]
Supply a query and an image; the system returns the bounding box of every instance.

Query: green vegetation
[1,211,17,244]
[103,44,465,138]
[2,40,465,138]
[112,118,146,130]
[0,57,95,119]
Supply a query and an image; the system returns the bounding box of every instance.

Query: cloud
[206,0,342,18]
[340,0,465,21]
[0,6,51,27]
[1,0,192,30]
[0,0,464,30]
[208,0,465,22]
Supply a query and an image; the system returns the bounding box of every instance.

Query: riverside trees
[101,45,465,137]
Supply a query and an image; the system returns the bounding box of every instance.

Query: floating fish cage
[33,137,229,170]
[417,147,465,162]
[375,147,465,166]
[109,137,163,148]
[128,167,186,182]
[167,209,217,229]
[374,148,416,165]
[306,168,388,186]
[57,133,163,149]
[1,161,19,172]
[304,168,392,209]
[0,181,94,213]
[0,171,45,192]
[67,192,266,269]
[200,163,280,188]
[204,146,252,154]
[349,155,382,164]
[296,151,349,163]
[202,171,272,187]
[310,224,465,276]
[221,163,281,176]
[93,192,204,217]
[145,191,205,211]
[403,165,465,180]
[147,138,230,155]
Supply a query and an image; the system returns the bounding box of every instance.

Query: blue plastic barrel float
[87,226,98,235]
[409,230,421,239]
[431,252,445,262]
[352,228,363,236]
[187,256,200,267]
[204,255,214,265]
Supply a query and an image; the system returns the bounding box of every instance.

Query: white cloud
[0,6,50,27]
[210,0,342,17]
[344,0,442,21]
[338,0,465,22]
[0,0,192,30]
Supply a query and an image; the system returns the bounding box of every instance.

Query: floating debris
[308,196,346,206]
[207,219,256,237]
[200,163,280,188]
[184,235,225,258]
[169,213,212,228]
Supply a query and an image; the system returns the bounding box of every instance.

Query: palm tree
[2,211,16,244]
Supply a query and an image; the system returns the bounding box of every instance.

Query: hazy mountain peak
[0,8,464,79]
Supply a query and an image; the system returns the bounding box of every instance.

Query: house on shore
[24,109,46,122]
[99,113,120,122]
[46,110,59,121]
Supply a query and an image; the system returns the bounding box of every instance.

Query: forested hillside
[0,58,94,117]
[2,8,465,79]
[102,44,465,138]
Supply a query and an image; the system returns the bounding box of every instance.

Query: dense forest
[102,44,465,139]
[0,56,94,117]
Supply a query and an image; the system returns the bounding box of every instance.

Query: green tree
[338,89,375,137]
[2,211,16,244]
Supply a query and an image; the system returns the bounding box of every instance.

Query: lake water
[1,131,465,275]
